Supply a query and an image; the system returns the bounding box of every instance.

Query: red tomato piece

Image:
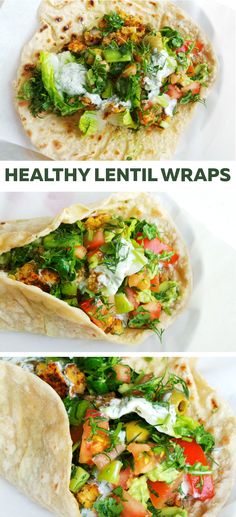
[86,229,105,250]
[74,245,87,259]
[176,44,188,53]
[80,299,107,330]
[118,467,134,490]
[127,444,156,475]
[125,287,140,310]
[193,40,204,54]
[136,236,179,265]
[113,364,131,383]
[187,64,195,76]
[141,301,161,321]
[174,439,214,501]
[148,477,182,509]
[117,491,150,517]
[183,81,201,95]
[166,84,182,99]
[79,409,110,465]
[150,275,160,292]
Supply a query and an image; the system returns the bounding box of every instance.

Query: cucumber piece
[103,48,132,63]
[61,282,78,296]
[70,466,90,493]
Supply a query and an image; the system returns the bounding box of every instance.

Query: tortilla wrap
[0,358,235,517]
[15,0,217,160]
[0,193,192,344]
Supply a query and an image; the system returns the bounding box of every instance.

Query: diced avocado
[160,120,170,129]
[87,253,99,269]
[125,421,150,443]
[115,292,134,314]
[157,508,188,517]
[102,80,113,99]
[104,230,116,243]
[128,476,149,508]
[147,463,179,484]
[61,282,78,297]
[86,68,96,87]
[109,109,137,129]
[103,48,132,63]
[64,297,79,307]
[138,290,154,304]
[79,111,100,136]
[70,466,90,493]
[132,83,141,108]
[155,95,169,108]
[0,252,10,267]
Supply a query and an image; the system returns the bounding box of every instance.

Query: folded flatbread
[15,0,217,160]
[0,358,235,516]
[0,193,192,344]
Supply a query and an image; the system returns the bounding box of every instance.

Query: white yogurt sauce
[95,238,147,295]
[100,397,177,436]
[144,49,177,100]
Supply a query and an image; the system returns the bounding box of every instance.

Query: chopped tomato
[150,275,160,292]
[183,81,201,95]
[137,236,179,265]
[148,476,182,509]
[193,40,204,54]
[164,252,179,265]
[187,64,195,76]
[113,364,131,384]
[136,235,167,254]
[79,409,110,465]
[143,100,153,111]
[74,245,87,259]
[127,443,156,475]
[176,44,188,53]
[86,229,105,250]
[116,491,150,517]
[166,84,182,99]
[141,301,161,321]
[125,287,140,310]
[174,439,214,501]
[80,298,112,330]
[118,467,134,490]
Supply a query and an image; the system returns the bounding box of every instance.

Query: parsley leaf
[94,496,123,517]
[102,12,125,36]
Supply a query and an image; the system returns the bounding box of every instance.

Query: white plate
[0,357,235,516]
[0,0,235,159]
[0,192,235,353]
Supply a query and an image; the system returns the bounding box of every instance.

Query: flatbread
[0,361,80,517]
[0,193,192,344]
[14,0,217,160]
[0,358,235,516]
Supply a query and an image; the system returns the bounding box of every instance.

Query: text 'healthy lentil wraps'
[15,0,217,159]
[0,194,191,344]
[0,357,235,517]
